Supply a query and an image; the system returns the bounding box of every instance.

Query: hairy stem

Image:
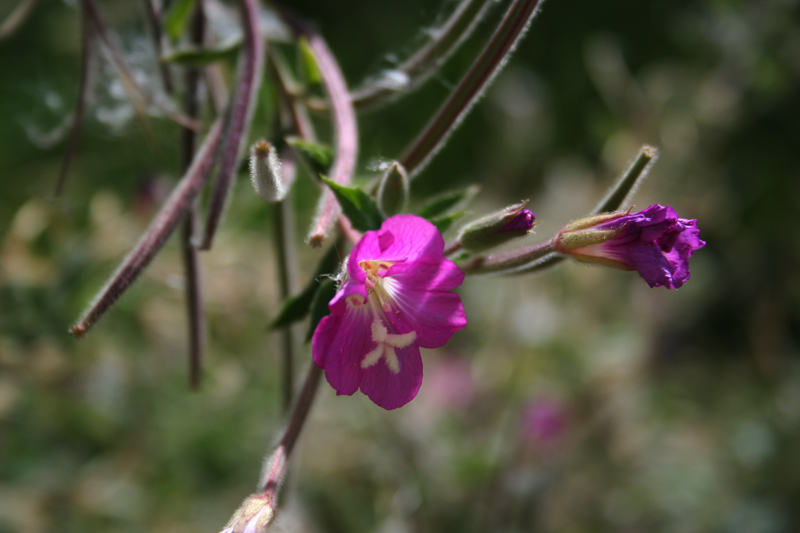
[460,239,555,275]
[198,0,264,250]
[400,0,544,177]
[259,362,323,499]
[594,145,658,214]
[282,11,359,248]
[70,118,223,338]
[309,0,495,112]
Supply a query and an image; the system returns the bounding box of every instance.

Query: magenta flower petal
[359,344,423,410]
[312,300,372,397]
[311,214,467,410]
[384,290,466,349]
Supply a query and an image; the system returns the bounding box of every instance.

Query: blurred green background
[2,0,800,531]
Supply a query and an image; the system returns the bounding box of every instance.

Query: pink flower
[312,214,467,410]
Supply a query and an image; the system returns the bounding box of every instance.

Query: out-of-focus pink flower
[555,204,705,289]
[426,357,475,409]
[312,215,467,410]
[523,397,567,449]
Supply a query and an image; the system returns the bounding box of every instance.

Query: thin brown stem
[54,2,92,196]
[308,0,495,112]
[70,118,223,338]
[260,362,323,498]
[460,239,555,275]
[0,0,37,41]
[281,11,358,248]
[198,0,264,250]
[141,0,174,94]
[180,2,207,390]
[274,163,300,412]
[400,0,543,178]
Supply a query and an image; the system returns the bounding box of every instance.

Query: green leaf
[286,137,333,177]
[299,37,322,85]
[162,40,241,66]
[305,278,338,342]
[430,211,467,233]
[321,177,384,232]
[416,185,480,219]
[164,0,197,42]
[270,245,340,329]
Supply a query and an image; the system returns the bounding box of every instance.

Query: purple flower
[312,214,467,410]
[500,208,535,233]
[554,204,705,289]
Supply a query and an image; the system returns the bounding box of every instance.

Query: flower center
[361,319,416,374]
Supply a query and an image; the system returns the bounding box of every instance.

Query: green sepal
[321,177,384,232]
[286,137,333,177]
[416,185,479,219]
[164,0,197,42]
[305,278,338,342]
[430,211,467,233]
[270,245,340,329]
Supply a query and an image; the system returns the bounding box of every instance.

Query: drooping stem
[70,118,224,338]
[180,1,207,390]
[281,11,359,248]
[198,0,264,250]
[259,361,323,500]
[54,1,92,196]
[400,0,544,178]
[307,0,495,112]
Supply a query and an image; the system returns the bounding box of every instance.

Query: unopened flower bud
[250,141,286,203]
[377,161,409,217]
[554,204,705,289]
[220,493,275,533]
[458,201,535,252]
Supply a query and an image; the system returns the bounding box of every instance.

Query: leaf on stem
[270,244,340,329]
[321,178,383,232]
[416,185,480,219]
[305,279,338,342]
[164,0,198,42]
[285,136,332,177]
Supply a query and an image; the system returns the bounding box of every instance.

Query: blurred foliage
[2,0,800,532]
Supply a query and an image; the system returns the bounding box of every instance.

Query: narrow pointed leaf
[430,210,467,233]
[416,185,479,219]
[321,177,383,232]
[164,0,197,42]
[286,136,332,177]
[270,244,340,329]
[304,279,337,342]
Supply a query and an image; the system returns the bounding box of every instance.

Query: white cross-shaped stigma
[361,319,417,374]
